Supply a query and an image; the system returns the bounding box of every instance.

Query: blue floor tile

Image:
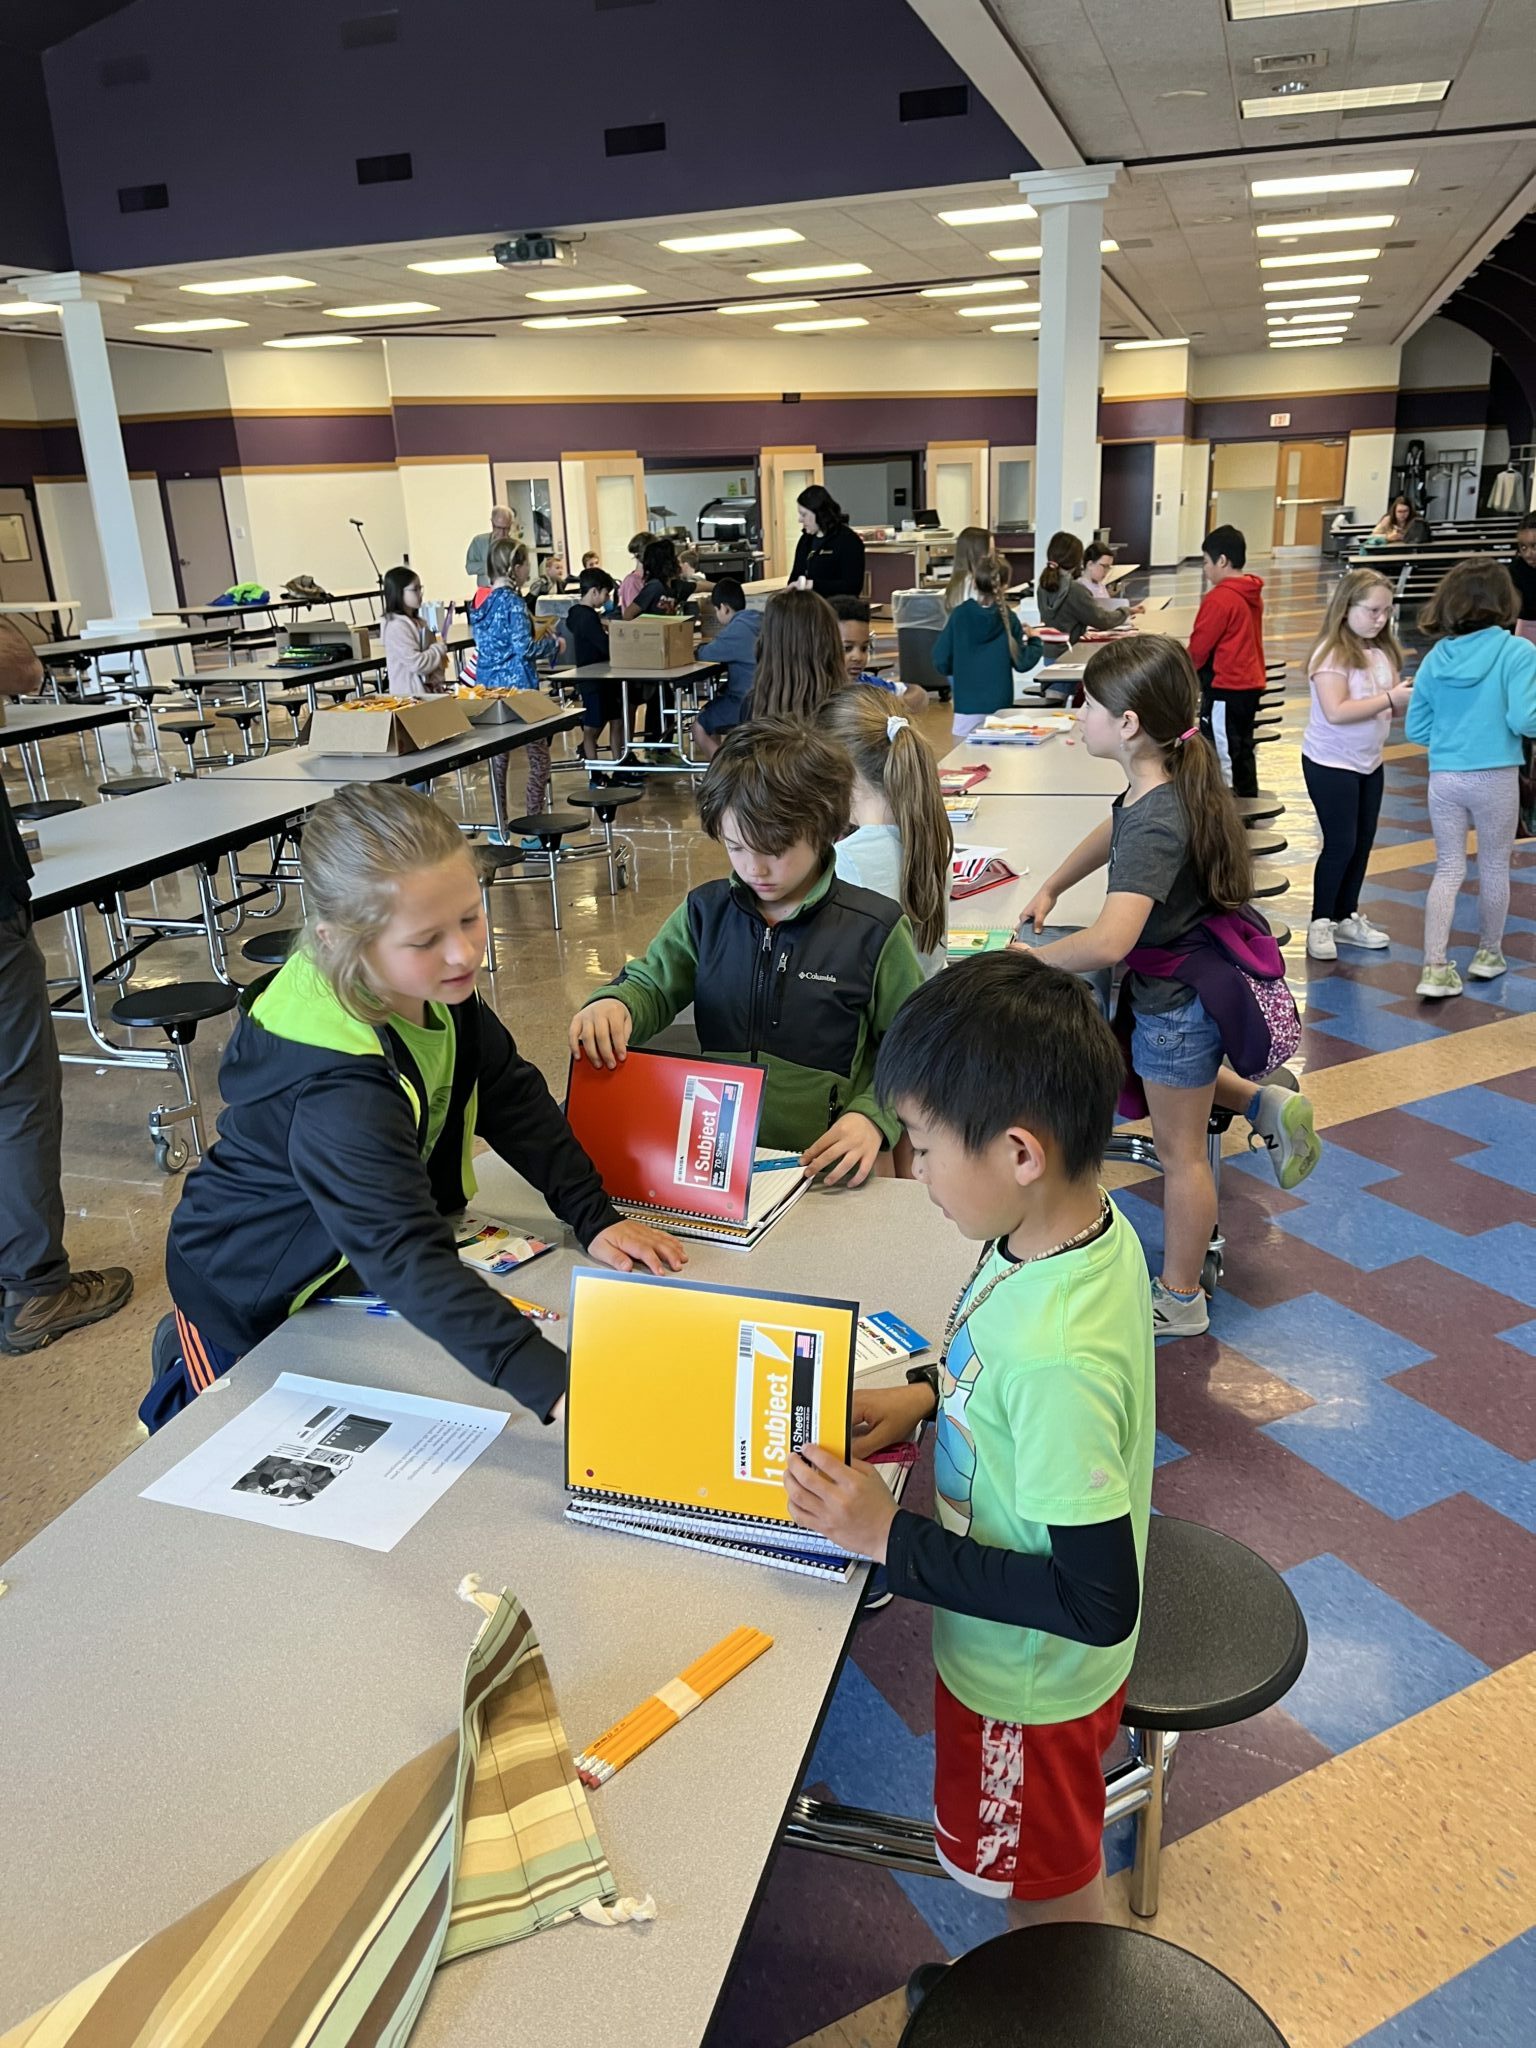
[1279,1555,1489,1754]
[1350,1928,1536,2047]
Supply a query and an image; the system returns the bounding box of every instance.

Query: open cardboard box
[607,615,695,669]
[306,695,470,756]
[459,688,552,726]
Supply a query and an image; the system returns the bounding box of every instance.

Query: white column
[27,271,155,630]
[1014,166,1120,545]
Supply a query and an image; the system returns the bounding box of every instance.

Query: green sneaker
[1249,1084,1322,1191]
[1468,948,1508,981]
[1415,963,1463,999]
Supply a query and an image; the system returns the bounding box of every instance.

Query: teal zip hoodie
[1405,626,1536,772]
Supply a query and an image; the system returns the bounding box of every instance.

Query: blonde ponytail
[818,687,952,954]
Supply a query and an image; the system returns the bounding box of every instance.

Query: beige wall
[1192,344,1401,400]
[0,335,40,419]
[1180,442,1210,559]
[1099,344,1190,401]
[397,460,492,599]
[1343,430,1396,522]
[222,466,406,595]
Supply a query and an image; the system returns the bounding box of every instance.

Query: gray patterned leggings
[1423,766,1520,963]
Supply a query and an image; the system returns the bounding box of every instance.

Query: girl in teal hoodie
[1406,560,1536,998]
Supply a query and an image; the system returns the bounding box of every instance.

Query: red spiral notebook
[565,1048,809,1248]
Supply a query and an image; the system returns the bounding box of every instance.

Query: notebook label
[734,1321,824,1486]
[674,1076,746,1195]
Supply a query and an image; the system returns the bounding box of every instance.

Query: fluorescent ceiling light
[1258,293,1361,309]
[958,300,1039,318]
[774,317,868,331]
[179,275,314,295]
[1255,216,1395,237]
[747,262,871,283]
[1242,80,1448,119]
[920,277,1033,297]
[1114,337,1189,350]
[1231,1,1422,17]
[1260,247,1380,267]
[1270,335,1345,347]
[991,321,1040,333]
[522,314,627,329]
[936,202,1036,225]
[3,301,59,315]
[1261,274,1369,291]
[715,299,819,315]
[1251,169,1415,198]
[1271,310,1355,324]
[408,254,500,275]
[524,283,646,302]
[323,301,438,317]
[987,241,1118,260]
[659,227,804,253]
[265,334,365,347]
[135,317,247,332]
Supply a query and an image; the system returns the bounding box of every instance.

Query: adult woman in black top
[788,484,866,598]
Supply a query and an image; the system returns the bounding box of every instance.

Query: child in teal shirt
[933,549,1043,736]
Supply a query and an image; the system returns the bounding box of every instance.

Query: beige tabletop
[950,794,1110,933]
[944,725,1128,798]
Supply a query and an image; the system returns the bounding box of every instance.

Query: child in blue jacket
[470,538,555,842]
[1407,559,1536,998]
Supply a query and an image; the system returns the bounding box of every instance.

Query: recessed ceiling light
[522,314,628,329]
[322,301,439,317]
[1270,334,1346,347]
[957,300,1039,318]
[408,254,501,275]
[524,283,646,302]
[1231,0,1415,15]
[773,317,869,332]
[1251,168,1414,198]
[264,334,366,348]
[988,241,1118,262]
[179,275,315,295]
[1114,337,1190,350]
[715,299,820,315]
[990,321,1040,333]
[3,301,60,316]
[135,317,248,333]
[747,263,872,283]
[1268,311,1355,324]
[920,277,1034,298]
[1158,88,1208,98]
[1260,247,1381,267]
[1242,80,1448,119]
[658,227,804,252]
[1258,293,1362,309]
[1261,274,1369,291]
[1255,216,1395,237]
[936,202,1037,225]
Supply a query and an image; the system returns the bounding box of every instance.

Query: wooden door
[164,476,235,606]
[492,459,568,566]
[925,442,987,532]
[1273,439,1348,549]
[760,446,823,578]
[578,457,646,576]
[0,487,52,629]
[1098,443,1155,564]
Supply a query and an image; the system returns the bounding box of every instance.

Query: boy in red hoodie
[1188,524,1266,797]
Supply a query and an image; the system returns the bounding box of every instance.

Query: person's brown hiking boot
[1,1269,134,1354]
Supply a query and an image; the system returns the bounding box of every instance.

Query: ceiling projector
[492,235,571,269]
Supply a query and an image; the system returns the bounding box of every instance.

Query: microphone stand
[351,518,384,599]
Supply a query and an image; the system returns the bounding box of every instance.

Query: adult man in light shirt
[465,505,514,588]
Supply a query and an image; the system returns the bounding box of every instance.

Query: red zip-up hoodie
[1187,572,1266,692]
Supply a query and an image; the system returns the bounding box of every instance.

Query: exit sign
[1270,411,1291,428]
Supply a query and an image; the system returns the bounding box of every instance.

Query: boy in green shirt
[787,952,1154,1951]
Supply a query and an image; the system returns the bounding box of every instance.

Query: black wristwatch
[905,1363,941,1413]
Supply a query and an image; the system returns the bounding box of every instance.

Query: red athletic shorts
[932,1673,1128,1900]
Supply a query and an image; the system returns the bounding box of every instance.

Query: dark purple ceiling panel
[41,0,1029,271]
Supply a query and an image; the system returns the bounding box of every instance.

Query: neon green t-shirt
[389,1002,455,1159]
[930,1203,1156,1725]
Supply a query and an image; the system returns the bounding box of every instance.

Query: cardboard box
[607,615,695,669]
[306,696,470,756]
[460,688,551,725]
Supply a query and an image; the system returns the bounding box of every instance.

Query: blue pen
[753,1157,805,1174]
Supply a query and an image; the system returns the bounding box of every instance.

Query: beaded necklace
[939,1192,1113,1370]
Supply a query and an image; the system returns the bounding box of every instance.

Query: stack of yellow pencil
[574,1626,774,1787]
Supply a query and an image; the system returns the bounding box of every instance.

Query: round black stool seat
[216,705,263,725]
[313,683,357,702]
[1249,861,1287,900]
[111,981,239,1037]
[269,688,312,711]
[503,811,588,841]
[12,798,84,822]
[564,785,644,820]
[1244,828,1287,859]
[1235,793,1284,823]
[1122,1516,1306,1734]
[159,716,215,737]
[899,1924,1288,2046]
[1267,917,1292,948]
[240,928,300,966]
[97,775,169,799]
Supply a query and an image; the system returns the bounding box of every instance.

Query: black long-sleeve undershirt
[884,1505,1141,1647]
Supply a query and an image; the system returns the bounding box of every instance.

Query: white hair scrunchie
[886,714,910,742]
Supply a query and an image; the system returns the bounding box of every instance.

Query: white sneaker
[1468,948,1508,981]
[1307,919,1338,960]
[1334,913,1390,950]
[1151,1279,1210,1339]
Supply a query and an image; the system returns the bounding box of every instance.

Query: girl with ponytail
[820,685,953,975]
[1017,636,1319,1337]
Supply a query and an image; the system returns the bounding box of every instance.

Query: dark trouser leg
[0,907,70,1303]
[1335,765,1385,921]
[1302,755,1363,923]
[1217,688,1259,799]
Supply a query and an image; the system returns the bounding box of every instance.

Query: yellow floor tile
[1302,1013,1536,1129]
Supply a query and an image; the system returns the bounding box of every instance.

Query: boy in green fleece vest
[569,719,926,1186]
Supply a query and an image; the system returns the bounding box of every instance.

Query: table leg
[1127,1727,1167,1918]
[19,739,48,801]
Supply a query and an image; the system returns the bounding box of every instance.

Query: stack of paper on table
[970,710,1077,746]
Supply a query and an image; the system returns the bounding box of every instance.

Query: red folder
[566,1049,767,1224]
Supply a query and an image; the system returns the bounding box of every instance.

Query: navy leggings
[1302,756,1385,924]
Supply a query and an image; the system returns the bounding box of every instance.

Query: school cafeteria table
[952,795,1110,933]
[944,727,1127,799]
[0,595,79,636]
[0,1166,975,2048]
[170,588,377,625]
[32,618,247,691]
[0,696,133,798]
[547,658,727,776]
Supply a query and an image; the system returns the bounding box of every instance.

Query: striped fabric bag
[3,1580,650,2048]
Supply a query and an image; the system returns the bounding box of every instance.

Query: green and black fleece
[586,861,926,1150]
[165,952,621,1419]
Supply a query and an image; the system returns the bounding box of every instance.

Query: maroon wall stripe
[1099,395,1192,440]
[1192,388,1396,441]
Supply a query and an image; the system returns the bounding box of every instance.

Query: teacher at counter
[789,484,866,598]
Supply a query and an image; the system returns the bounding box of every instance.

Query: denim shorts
[1131,993,1224,1091]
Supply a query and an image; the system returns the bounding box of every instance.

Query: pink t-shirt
[1302,642,1394,774]
[617,565,645,610]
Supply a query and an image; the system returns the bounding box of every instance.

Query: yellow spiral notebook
[563,1268,861,1579]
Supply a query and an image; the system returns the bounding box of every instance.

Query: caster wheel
[1200,1249,1223,1298]
[153,1134,189,1174]
[616,861,631,891]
